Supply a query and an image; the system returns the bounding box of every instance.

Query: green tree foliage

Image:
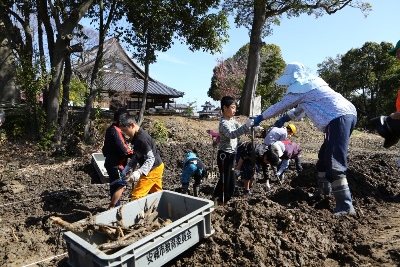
[61,78,88,107]
[318,41,400,128]
[182,101,196,117]
[121,0,229,125]
[148,120,169,143]
[222,0,371,116]
[257,43,286,109]
[15,58,49,140]
[208,42,285,110]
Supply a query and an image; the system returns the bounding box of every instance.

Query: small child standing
[213,96,254,204]
[119,114,164,200]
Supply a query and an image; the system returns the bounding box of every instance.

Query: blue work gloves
[274,114,291,128]
[253,114,264,127]
[121,165,130,177]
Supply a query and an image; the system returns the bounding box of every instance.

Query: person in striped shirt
[212,96,254,204]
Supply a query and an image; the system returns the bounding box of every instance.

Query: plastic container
[92,153,109,183]
[63,190,215,267]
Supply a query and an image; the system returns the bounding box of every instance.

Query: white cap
[276,62,329,94]
[276,62,306,86]
[270,141,285,158]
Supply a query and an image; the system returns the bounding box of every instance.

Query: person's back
[130,128,162,169]
[102,109,133,209]
[286,85,356,132]
[281,140,301,159]
[281,140,303,173]
[180,151,207,196]
[264,126,287,146]
[102,124,132,169]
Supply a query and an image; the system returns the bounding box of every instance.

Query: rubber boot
[193,184,200,197]
[181,183,189,194]
[332,178,356,216]
[309,172,331,200]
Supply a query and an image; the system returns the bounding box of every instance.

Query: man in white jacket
[253,62,357,216]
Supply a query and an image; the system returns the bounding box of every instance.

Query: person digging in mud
[180,149,208,197]
[264,123,296,146]
[213,95,254,204]
[254,62,357,216]
[119,114,164,200]
[263,140,303,189]
[235,141,270,195]
[102,108,134,209]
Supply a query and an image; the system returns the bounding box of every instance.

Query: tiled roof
[73,38,184,98]
[102,73,184,97]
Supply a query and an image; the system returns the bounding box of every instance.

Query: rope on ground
[21,252,68,267]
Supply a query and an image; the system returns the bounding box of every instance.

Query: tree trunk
[238,2,266,116]
[46,0,95,135]
[0,21,18,103]
[46,38,68,131]
[58,57,72,142]
[82,30,105,142]
[137,36,152,126]
[82,0,117,142]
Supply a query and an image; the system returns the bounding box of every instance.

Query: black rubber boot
[332,178,356,216]
[309,172,331,200]
[181,183,189,194]
[193,184,200,197]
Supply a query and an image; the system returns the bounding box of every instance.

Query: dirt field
[1,115,400,267]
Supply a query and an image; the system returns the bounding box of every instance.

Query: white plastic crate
[63,190,215,267]
[92,153,109,183]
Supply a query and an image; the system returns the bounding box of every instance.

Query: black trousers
[213,150,236,202]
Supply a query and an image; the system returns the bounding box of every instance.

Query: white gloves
[246,118,254,128]
[254,126,263,133]
[125,170,141,184]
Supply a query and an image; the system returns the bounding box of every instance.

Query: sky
[101,0,400,111]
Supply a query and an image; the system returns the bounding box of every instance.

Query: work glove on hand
[254,126,263,133]
[275,172,285,183]
[121,165,130,177]
[274,114,291,128]
[246,118,254,128]
[253,115,263,127]
[125,170,141,184]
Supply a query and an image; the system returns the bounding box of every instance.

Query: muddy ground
[1,115,400,267]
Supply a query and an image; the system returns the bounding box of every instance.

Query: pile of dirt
[1,115,400,267]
